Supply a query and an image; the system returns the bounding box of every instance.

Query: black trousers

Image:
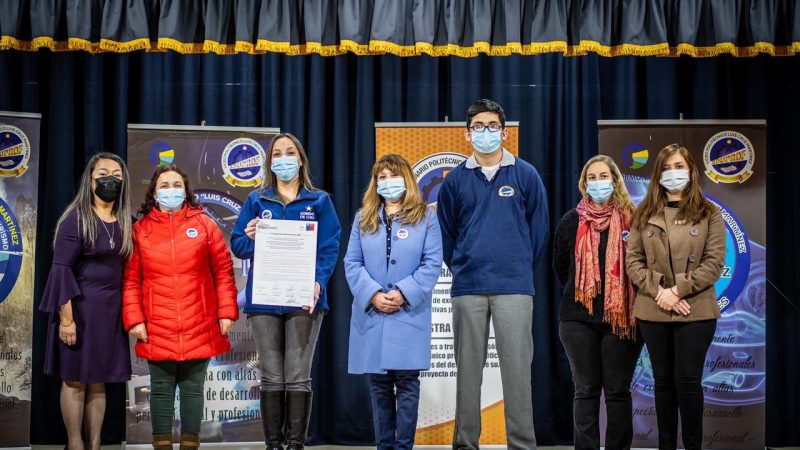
[559,320,643,450]
[638,319,717,450]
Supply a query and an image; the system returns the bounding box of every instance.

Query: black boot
[285,391,312,450]
[260,390,285,450]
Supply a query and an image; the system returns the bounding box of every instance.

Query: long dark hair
[54,152,133,258]
[631,143,717,230]
[138,164,201,216]
[262,133,318,192]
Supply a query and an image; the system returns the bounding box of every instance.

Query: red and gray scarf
[574,198,637,339]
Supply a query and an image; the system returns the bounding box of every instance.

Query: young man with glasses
[437,98,549,450]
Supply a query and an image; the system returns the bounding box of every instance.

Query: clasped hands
[371,290,405,314]
[656,286,691,316]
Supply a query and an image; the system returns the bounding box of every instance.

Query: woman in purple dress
[39,153,134,450]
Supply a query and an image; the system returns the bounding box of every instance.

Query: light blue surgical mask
[470,129,502,154]
[271,156,300,181]
[586,179,614,204]
[156,188,186,211]
[377,177,406,201]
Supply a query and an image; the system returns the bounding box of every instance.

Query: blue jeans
[368,370,421,450]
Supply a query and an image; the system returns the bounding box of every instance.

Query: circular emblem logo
[396,228,409,240]
[0,197,23,304]
[622,230,630,242]
[186,228,198,239]
[412,153,468,205]
[622,141,649,170]
[221,138,266,187]
[0,125,31,178]
[703,131,755,184]
[498,186,515,197]
[261,210,273,220]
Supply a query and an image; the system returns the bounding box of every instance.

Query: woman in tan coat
[626,143,725,450]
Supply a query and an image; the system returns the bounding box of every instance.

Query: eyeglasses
[468,123,503,133]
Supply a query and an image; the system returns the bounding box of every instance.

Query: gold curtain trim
[1,35,797,57]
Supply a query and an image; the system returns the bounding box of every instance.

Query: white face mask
[659,169,690,194]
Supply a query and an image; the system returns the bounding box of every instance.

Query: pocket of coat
[393,308,427,331]
[147,288,154,319]
[354,310,381,334]
[200,282,209,317]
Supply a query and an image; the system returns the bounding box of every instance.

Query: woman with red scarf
[552,155,642,450]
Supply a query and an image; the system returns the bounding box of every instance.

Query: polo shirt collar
[465,148,516,169]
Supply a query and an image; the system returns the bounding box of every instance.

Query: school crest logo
[498,186,515,197]
[412,152,467,205]
[221,138,266,187]
[0,125,31,177]
[703,131,755,184]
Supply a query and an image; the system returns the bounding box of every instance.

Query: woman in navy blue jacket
[345,154,442,450]
[231,133,341,450]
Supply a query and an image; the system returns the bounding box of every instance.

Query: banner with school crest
[126,124,279,443]
[0,111,40,447]
[599,120,766,449]
[374,122,519,445]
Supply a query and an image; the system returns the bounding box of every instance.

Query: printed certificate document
[252,219,318,307]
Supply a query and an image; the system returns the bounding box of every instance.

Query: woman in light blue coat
[345,154,443,450]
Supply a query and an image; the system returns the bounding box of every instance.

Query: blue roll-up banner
[599,120,766,449]
[0,111,41,447]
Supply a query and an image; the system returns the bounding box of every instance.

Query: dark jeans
[638,319,717,450]
[148,359,209,435]
[559,321,643,450]
[368,370,421,450]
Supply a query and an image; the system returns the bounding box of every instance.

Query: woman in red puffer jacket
[122,164,238,450]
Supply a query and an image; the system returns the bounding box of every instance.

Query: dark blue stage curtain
[0,51,797,446]
[0,0,799,57]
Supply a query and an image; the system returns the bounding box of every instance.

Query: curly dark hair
[138,164,202,216]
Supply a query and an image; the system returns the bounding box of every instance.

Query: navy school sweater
[436,153,549,297]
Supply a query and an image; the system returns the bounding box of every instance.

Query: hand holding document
[251,219,318,307]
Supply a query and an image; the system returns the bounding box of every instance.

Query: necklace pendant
[110,238,115,249]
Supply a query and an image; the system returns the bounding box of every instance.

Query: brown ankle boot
[152,433,173,450]
[179,433,200,450]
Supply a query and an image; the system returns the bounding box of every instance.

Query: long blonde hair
[359,154,428,234]
[578,155,635,217]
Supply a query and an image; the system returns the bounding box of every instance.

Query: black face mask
[94,176,123,203]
